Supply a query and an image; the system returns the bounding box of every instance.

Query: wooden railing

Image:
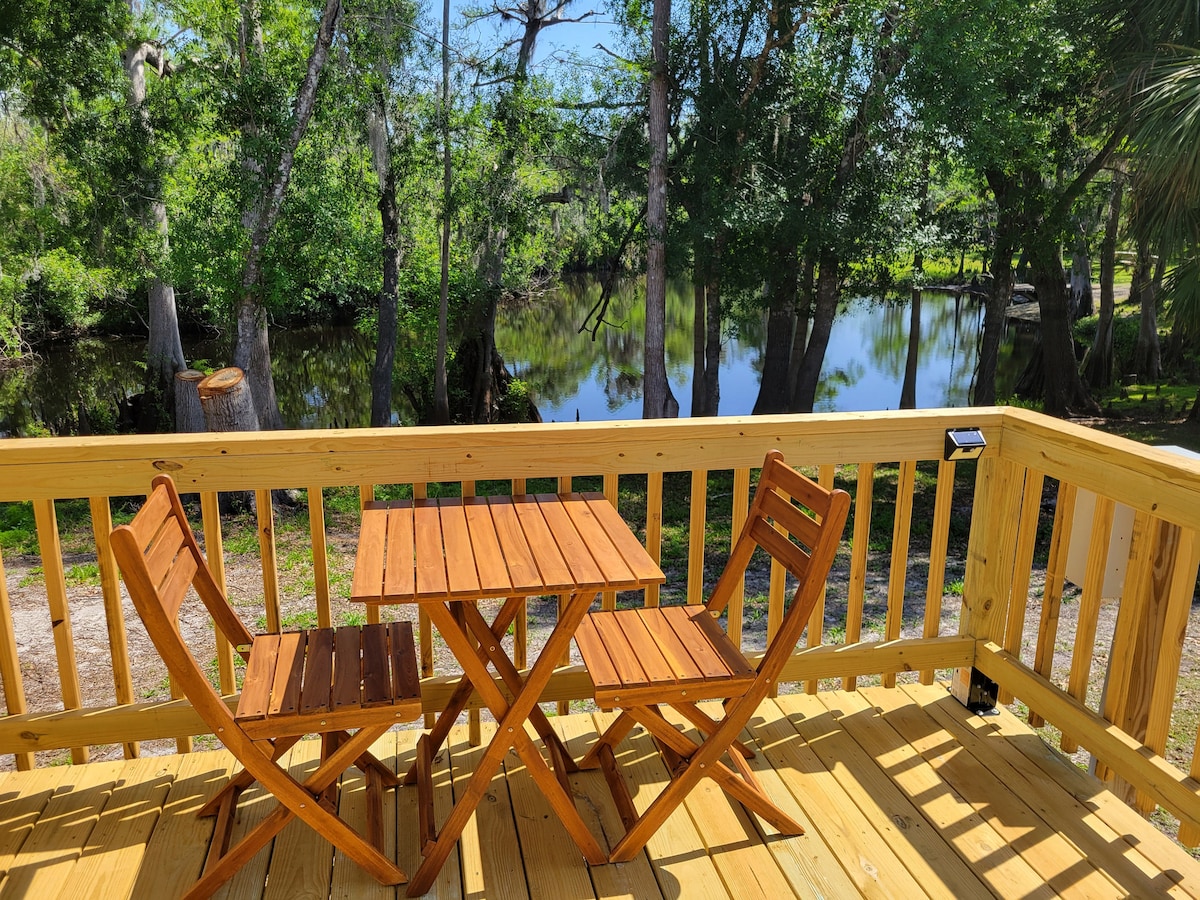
[0,408,1197,842]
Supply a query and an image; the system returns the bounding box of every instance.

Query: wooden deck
[2,682,1198,899]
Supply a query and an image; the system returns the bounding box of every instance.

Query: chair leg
[197,734,301,818]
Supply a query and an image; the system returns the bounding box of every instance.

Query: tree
[231,0,343,430]
[642,0,678,418]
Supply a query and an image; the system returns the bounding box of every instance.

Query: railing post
[951,456,1024,711]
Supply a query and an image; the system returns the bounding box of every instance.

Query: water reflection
[499,282,1028,419]
[0,283,1030,435]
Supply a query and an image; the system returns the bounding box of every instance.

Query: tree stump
[198,367,258,434]
[174,369,207,433]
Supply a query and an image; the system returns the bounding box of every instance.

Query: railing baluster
[33,499,87,763]
[256,489,280,634]
[1097,509,1154,785]
[0,545,34,770]
[200,492,235,696]
[920,460,956,685]
[844,463,874,691]
[883,460,916,688]
[1029,481,1075,729]
[602,474,619,611]
[1135,525,1200,814]
[359,485,380,626]
[512,478,527,671]
[805,465,836,693]
[414,482,434,728]
[1061,494,1115,754]
[308,487,332,630]
[729,467,751,650]
[89,497,138,759]
[687,470,707,606]
[998,468,1045,705]
[557,474,572,715]
[644,472,662,608]
[1180,721,1200,846]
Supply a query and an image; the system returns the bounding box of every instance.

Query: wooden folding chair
[110,474,422,899]
[575,450,850,862]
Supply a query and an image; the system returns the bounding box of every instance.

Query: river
[0,282,1030,436]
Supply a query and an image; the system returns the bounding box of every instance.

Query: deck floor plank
[861,685,1127,900]
[263,737,337,900]
[448,722,530,900]
[761,693,938,899]
[762,694,984,899]
[816,688,1057,899]
[0,757,122,899]
[943,684,1200,899]
[592,709,732,900]
[130,748,236,899]
[901,682,1197,900]
[552,712,664,900]
[504,722,597,900]
[69,755,180,900]
[212,742,301,900]
[4,689,1200,899]
[330,731,399,900]
[658,703,826,900]
[0,762,71,887]
[394,728,462,900]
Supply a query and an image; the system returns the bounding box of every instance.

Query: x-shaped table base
[405,592,605,897]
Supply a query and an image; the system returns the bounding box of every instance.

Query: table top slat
[528,494,605,588]
[382,506,416,601]
[414,500,449,597]
[560,494,636,586]
[463,499,513,595]
[582,493,666,585]
[438,501,481,598]
[505,496,577,591]
[484,497,544,593]
[351,508,389,602]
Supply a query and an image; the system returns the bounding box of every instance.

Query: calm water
[0,283,1029,436]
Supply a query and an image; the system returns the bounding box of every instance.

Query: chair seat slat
[299,628,334,715]
[268,631,306,717]
[237,634,280,720]
[361,623,391,707]
[661,606,729,679]
[612,610,681,684]
[333,626,363,709]
[588,611,649,688]
[575,616,621,692]
[635,609,708,683]
[388,621,421,702]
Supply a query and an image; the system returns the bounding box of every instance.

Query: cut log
[199,367,258,434]
[174,369,207,433]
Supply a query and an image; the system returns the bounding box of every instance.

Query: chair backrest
[705,450,850,680]
[110,474,254,727]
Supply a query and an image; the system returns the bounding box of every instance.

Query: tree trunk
[642,0,678,419]
[1083,173,1123,389]
[123,34,186,427]
[974,172,1019,406]
[1028,237,1097,415]
[703,249,721,415]
[434,0,452,425]
[174,369,207,433]
[368,87,400,428]
[753,243,799,414]
[1069,224,1093,319]
[1131,234,1161,380]
[790,252,839,412]
[233,0,342,431]
[900,287,920,408]
[691,257,707,416]
[198,367,258,433]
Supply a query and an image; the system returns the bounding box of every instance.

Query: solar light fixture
[944,427,986,461]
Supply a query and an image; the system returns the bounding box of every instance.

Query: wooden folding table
[351,492,664,897]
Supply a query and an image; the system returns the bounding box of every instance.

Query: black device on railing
[944,427,986,461]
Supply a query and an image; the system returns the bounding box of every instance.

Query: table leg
[459,600,579,773]
[401,595,526,785]
[407,595,605,897]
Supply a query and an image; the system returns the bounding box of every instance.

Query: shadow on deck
[2,683,1197,899]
